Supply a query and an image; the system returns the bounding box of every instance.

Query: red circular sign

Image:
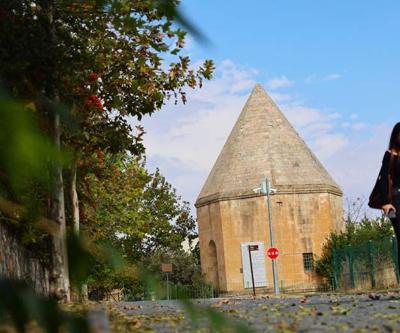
[267,247,279,259]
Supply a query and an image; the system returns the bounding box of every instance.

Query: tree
[0,0,213,300]
[144,247,203,285]
[80,152,199,295]
[81,153,196,258]
[315,216,393,280]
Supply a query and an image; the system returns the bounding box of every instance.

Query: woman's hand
[382,204,396,215]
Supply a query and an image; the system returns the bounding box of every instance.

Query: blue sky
[183,0,400,122]
[140,0,400,217]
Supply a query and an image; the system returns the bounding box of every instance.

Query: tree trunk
[70,163,79,235]
[47,1,70,302]
[70,163,88,301]
[50,111,70,302]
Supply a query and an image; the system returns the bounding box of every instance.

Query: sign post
[161,263,173,300]
[248,244,259,297]
[261,178,280,295]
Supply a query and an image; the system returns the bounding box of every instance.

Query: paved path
[117,291,400,332]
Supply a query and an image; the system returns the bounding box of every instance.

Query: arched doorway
[207,240,219,291]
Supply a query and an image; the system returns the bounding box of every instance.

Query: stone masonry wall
[0,221,50,295]
[198,191,343,292]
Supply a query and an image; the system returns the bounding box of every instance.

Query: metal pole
[166,273,170,300]
[392,236,400,283]
[332,248,338,291]
[248,245,256,297]
[265,179,280,295]
[368,240,376,289]
[346,245,355,289]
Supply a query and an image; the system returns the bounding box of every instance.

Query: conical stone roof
[195,84,342,207]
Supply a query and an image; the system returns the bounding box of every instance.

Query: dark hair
[389,122,400,150]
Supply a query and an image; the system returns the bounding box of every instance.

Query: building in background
[195,84,343,292]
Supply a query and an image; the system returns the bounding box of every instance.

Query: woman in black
[379,122,400,261]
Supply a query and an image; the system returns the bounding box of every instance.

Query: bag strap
[388,150,396,203]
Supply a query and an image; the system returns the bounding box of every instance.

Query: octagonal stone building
[195,84,344,292]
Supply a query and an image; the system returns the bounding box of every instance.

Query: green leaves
[67,232,93,290]
[315,214,394,281]
[82,153,195,258]
[0,95,70,214]
[78,152,198,296]
[67,229,136,291]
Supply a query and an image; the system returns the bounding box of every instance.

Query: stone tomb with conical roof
[195,84,343,292]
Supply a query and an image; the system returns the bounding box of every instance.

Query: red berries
[89,72,98,81]
[84,94,103,111]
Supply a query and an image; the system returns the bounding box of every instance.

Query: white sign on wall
[241,241,267,289]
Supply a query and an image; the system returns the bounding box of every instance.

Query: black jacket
[378,150,400,205]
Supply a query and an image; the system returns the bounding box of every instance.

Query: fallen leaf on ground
[211,299,231,308]
[368,293,381,300]
[330,305,352,315]
[131,318,141,329]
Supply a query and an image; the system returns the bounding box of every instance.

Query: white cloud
[281,104,348,159]
[279,101,386,209]
[352,123,366,130]
[323,123,391,207]
[269,92,292,103]
[341,121,366,130]
[266,75,294,90]
[282,105,324,127]
[324,74,341,81]
[305,74,317,84]
[138,59,380,217]
[139,60,255,205]
[310,133,349,160]
[282,103,388,219]
[142,60,258,171]
[305,73,342,84]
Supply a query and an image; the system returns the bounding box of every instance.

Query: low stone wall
[0,221,50,295]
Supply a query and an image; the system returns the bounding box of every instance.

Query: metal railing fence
[331,236,400,291]
[143,282,215,300]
